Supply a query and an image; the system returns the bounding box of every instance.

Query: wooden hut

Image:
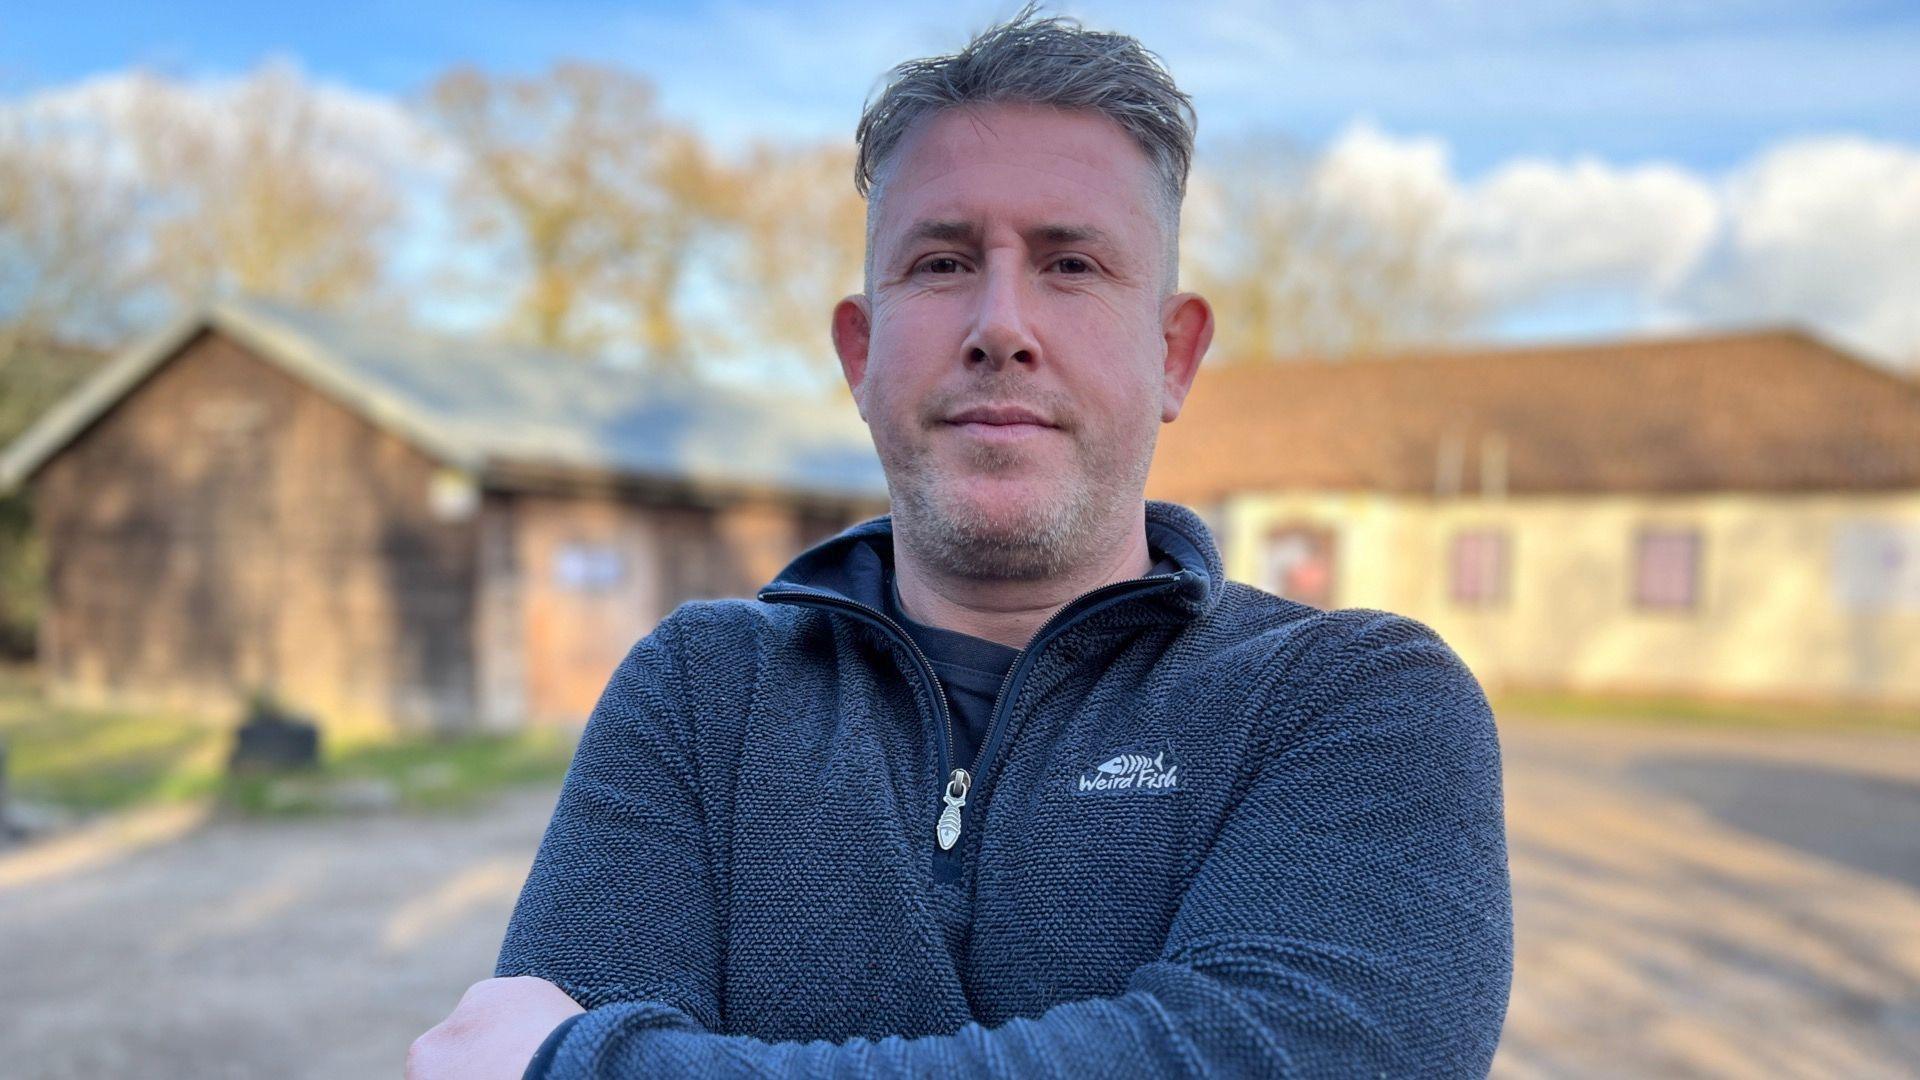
[0,298,887,733]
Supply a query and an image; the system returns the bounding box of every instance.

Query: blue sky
[4,1,1918,364]
[6,0,1917,176]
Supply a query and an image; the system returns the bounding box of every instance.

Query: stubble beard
[882,416,1156,582]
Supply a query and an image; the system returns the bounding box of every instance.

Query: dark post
[227,691,322,776]
[0,740,13,839]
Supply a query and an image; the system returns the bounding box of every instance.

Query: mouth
[941,405,1059,444]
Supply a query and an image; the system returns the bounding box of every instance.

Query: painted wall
[1216,490,1920,707]
[501,493,704,727]
[492,492,876,727]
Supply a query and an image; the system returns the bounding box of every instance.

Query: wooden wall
[32,329,480,734]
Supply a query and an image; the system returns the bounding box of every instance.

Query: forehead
[872,103,1161,248]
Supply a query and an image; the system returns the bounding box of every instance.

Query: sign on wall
[554,542,626,592]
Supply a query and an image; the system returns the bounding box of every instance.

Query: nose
[960,253,1040,368]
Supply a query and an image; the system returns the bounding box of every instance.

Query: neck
[891,504,1154,650]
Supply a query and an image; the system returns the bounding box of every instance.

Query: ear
[1157,291,1214,423]
[831,294,874,416]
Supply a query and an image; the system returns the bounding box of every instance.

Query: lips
[944,405,1055,427]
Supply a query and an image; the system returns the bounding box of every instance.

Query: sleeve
[494,610,725,1032]
[522,611,1515,1079]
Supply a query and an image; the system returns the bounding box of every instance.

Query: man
[409,8,1513,1078]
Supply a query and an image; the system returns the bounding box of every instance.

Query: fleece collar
[758,499,1224,628]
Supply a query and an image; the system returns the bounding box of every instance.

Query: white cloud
[1301,122,1920,366]
[5,62,453,183]
[1682,136,1920,362]
[1310,122,1459,222]
[1461,158,1719,304]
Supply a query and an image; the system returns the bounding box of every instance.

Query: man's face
[833,103,1210,580]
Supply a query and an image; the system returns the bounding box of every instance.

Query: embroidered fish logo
[1095,751,1165,775]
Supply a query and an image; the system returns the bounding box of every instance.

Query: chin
[938,475,1063,534]
[884,467,1058,565]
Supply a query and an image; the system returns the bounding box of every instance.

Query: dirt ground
[2,717,1917,1079]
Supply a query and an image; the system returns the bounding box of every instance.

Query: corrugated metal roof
[0,296,889,501]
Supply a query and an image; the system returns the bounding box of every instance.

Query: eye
[1051,256,1095,275]
[916,256,968,275]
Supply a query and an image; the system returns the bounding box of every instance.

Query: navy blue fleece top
[880,553,1179,771]
[501,500,1514,1078]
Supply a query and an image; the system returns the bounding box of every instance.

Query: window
[428,468,479,522]
[1632,527,1701,611]
[1449,528,1510,607]
[1261,524,1337,609]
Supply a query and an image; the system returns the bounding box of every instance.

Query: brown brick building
[0,299,887,733]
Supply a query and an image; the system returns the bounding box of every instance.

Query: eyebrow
[897,219,1119,253]
[1032,223,1116,248]
[900,219,978,247]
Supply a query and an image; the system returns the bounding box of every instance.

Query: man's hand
[407,975,586,1080]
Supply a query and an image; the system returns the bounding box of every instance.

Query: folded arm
[491,612,725,1027]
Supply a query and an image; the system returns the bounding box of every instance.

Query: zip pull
[936,768,971,851]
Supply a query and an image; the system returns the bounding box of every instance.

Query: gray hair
[854,3,1197,295]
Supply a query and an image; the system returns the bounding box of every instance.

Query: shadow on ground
[1625,755,1920,890]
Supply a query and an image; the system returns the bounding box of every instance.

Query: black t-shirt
[881,553,1179,772]
[882,574,1018,772]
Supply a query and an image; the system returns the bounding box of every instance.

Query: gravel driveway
[0,787,557,1079]
[3,719,1917,1079]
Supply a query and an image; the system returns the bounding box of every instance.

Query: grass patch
[0,668,228,814]
[1491,686,1920,734]
[221,728,577,816]
[0,665,577,819]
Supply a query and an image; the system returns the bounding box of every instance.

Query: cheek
[1092,378,1163,442]
[872,293,966,351]
[858,360,929,452]
[1054,334,1165,432]
[866,311,950,393]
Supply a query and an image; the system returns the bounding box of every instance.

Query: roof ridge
[2,297,886,501]
[1208,324,1831,369]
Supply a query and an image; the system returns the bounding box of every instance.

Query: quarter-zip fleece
[496,499,1514,1078]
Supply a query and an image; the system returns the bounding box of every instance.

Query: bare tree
[124,62,400,313]
[710,141,866,390]
[424,62,726,370]
[609,123,727,370]
[1183,134,1476,362]
[0,114,134,659]
[0,111,146,356]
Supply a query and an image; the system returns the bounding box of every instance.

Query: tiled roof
[1146,329,1920,501]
